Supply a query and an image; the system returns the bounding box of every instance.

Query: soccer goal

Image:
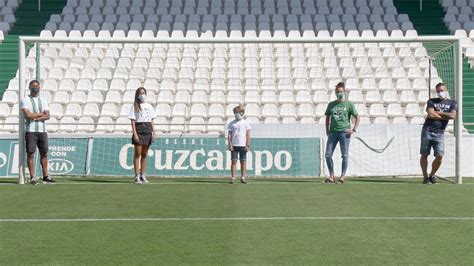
[15,35,464,184]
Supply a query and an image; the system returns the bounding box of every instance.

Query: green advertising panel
[0,138,89,177]
[0,139,19,176]
[0,137,320,177]
[90,137,320,177]
[35,138,89,176]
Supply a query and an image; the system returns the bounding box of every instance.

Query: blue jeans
[325,131,351,176]
[231,146,247,161]
[420,129,445,156]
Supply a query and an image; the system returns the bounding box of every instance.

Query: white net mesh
[10,38,460,179]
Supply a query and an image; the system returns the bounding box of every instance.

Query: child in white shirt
[227,105,251,184]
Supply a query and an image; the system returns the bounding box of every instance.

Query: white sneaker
[29,176,37,185]
[240,177,247,184]
[134,175,142,184]
[140,174,149,184]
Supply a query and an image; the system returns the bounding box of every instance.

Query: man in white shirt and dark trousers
[20,80,55,184]
[227,105,251,184]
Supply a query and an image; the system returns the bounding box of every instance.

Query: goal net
[12,36,463,183]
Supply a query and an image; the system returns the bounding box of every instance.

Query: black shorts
[132,122,153,146]
[25,132,49,154]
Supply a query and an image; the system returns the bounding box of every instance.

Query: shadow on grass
[349,178,419,184]
[255,178,318,183]
[166,178,229,184]
[0,179,17,184]
[65,178,131,184]
[346,178,458,185]
[63,177,230,184]
[13,176,458,185]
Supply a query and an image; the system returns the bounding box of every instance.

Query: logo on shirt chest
[433,103,450,112]
[141,107,153,119]
[232,124,245,131]
[332,107,346,119]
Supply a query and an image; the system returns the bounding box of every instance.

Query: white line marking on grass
[0,217,472,222]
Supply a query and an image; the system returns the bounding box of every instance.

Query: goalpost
[16,36,464,184]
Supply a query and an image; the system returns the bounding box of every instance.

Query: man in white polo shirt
[20,80,55,184]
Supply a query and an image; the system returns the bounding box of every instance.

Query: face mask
[437,91,447,99]
[234,112,243,120]
[336,93,345,100]
[29,87,39,94]
[138,95,146,103]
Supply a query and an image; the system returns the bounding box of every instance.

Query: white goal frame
[17,36,463,184]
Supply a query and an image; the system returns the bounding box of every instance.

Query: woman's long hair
[134,87,147,112]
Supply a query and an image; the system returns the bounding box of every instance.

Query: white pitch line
[0,216,472,222]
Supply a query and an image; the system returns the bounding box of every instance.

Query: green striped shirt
[20,96,49,133]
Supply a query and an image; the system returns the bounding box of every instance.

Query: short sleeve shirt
[128,103,156,122]
[20,95,49,132]
[423,98,458,133]
[227,119,251,147]
[324,100,358,133]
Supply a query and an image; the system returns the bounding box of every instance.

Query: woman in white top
[128,87,156,184]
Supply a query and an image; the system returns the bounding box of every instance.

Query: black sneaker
[42,176,56,184]
[428,175,437,185]
[140,174,149,184]
[29,177,37,185]
[422,178,430,184]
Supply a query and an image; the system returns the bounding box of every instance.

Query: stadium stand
[439,0,474,132]
[0,0,66,98]
[442,0,474,33]
[0,0,19,38]
[0,0,462,134]
[42,0,413,36]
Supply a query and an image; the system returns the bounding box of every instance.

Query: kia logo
[48,159,74,174]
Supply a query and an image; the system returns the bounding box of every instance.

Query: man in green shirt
[324,82,360,184]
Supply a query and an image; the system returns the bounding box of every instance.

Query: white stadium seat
[96,117,115,133]
[0,103,10,118]
[115,117,132,133]
[2,91,18,104]
[49,103,64,119]
[64,103,83,119]
[60,116,77,133]
[0,0,443,132]
[83,103,100,118]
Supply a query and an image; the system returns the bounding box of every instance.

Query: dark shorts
[25,132,48,154]
[132,122,153,146]
[420,128,445,156]
[231,146,247,161]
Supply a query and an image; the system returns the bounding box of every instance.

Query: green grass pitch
[0,177,473,265]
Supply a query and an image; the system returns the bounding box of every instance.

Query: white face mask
[336,92,345,100]
[437,91,447,99]
[138,95,146,103]
[234,112,243,120]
